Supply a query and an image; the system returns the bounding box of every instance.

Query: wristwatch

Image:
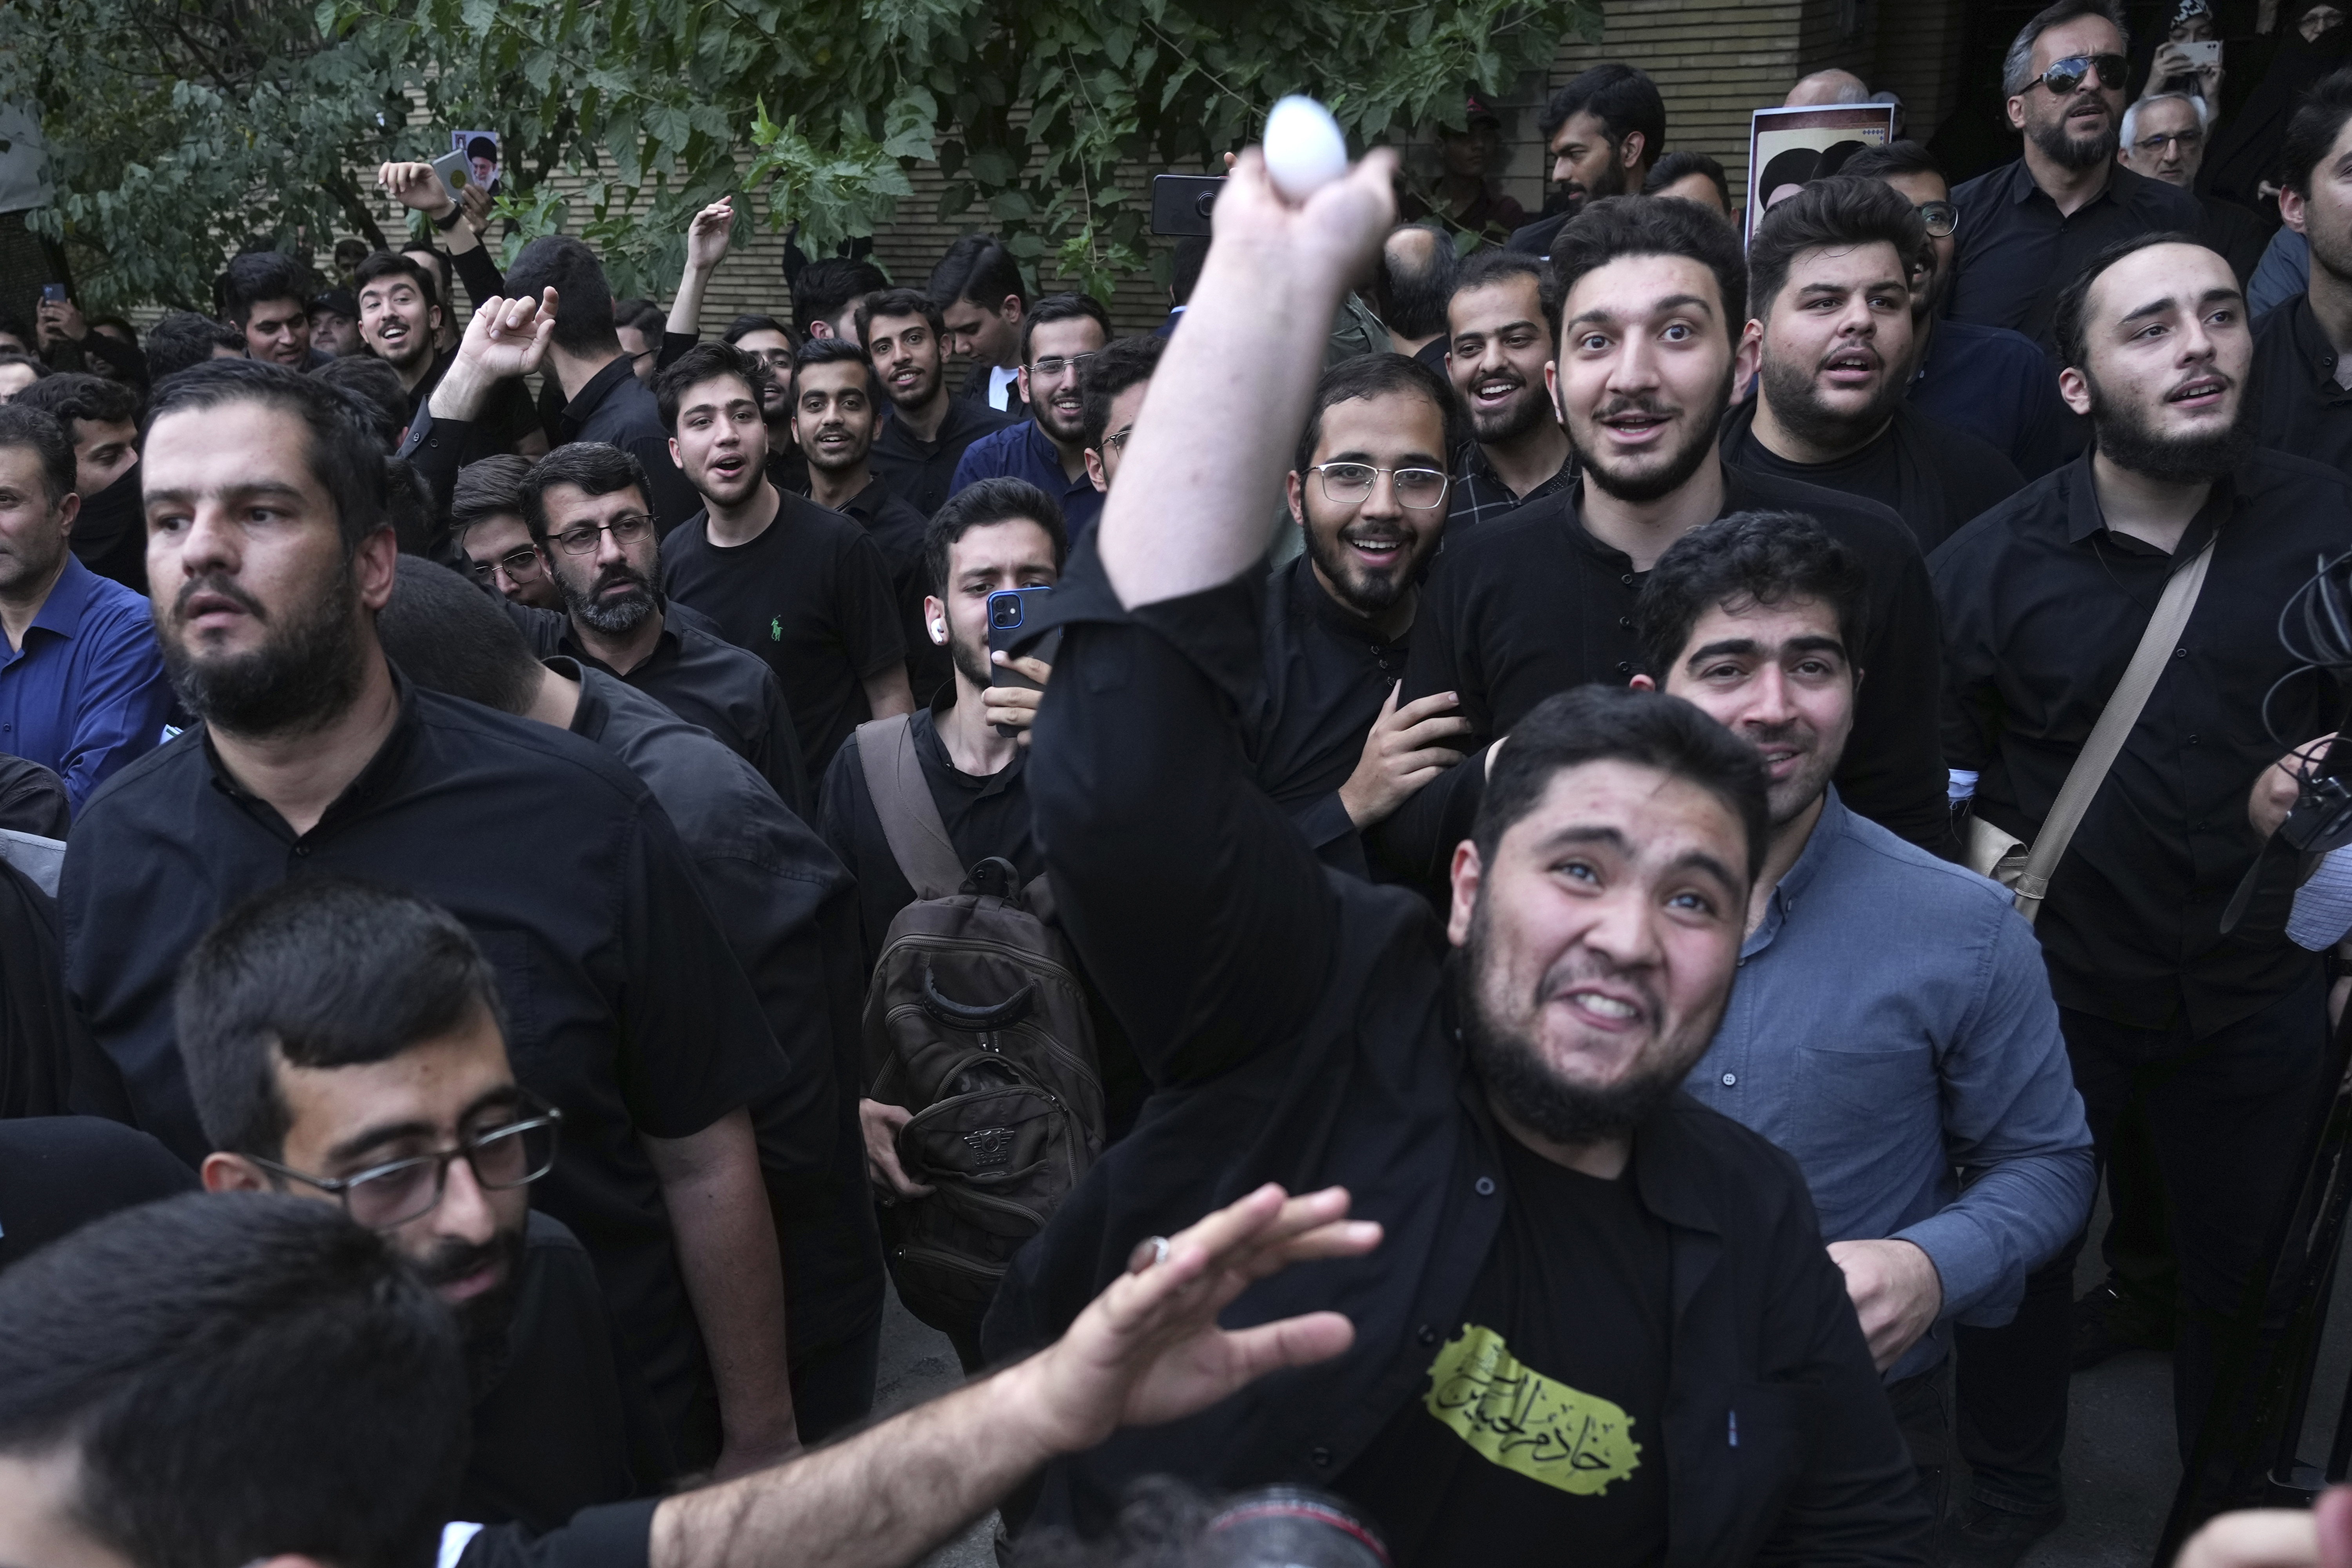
[432,206,463,232]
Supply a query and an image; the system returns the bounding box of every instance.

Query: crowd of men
[15,1,2352,1565]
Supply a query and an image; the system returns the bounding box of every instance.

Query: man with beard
[0,404,169,816]
[353,252,542,461]
[1841,141,2080,480]
[863,288,1016,517]
[1947,0,2203,357]
[1399,196,1948,864]
[2252,70,2352,476]
[1505,64,1664,260]
[62,357,802,1480]
[1443,250,1574,530]
[656,342,912,778]
[792,339,942,701]
[1722,178,2025,554]
[948,294,1115,550]
[1930,234,2352,1561]
[1629,510,2092,1521]
[182,878,669,1530]
[11,372,150,592]
[1254,354,1471,875]
[982,145,1928,1560]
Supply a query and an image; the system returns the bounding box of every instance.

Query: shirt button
[1417,1323,1440,1346]
[1721,1072,1738,1087]
[1615,661,1632,675]
[1621,573,1635,586]
[1474,1176,1496,1196]
[1618,616,1633,629]
[293,844,310,858]
[2176,647,2188,658]
[1309,1446,1334,1468]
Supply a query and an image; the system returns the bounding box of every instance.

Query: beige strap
[2009,533,2217,921]
[854,715,966,901]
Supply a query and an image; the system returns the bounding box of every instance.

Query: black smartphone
[986,588,1061,739]
[1151,174,1224,237]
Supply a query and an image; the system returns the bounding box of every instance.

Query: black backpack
[854,715,1105,1338]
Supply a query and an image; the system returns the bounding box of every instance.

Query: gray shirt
[1683,789,2094,1380]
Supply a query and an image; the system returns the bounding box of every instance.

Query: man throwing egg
[981,115,1934,1564]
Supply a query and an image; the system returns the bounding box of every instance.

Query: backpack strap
[855,715,967,901]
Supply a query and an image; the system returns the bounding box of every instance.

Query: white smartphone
[429,149,470,205]
[2179,38,2223,68]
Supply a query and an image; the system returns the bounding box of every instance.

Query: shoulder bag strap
[2012,532,2217,917]
[854,715,967,901]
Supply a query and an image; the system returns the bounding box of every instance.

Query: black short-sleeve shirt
[60,680,788,1467]
[661,494,908,778]
[1720,399,2025,555]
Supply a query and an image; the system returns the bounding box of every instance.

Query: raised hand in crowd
[427,287,558,423]
[377,158,487,258]
[33,292,86,349]
[668,195,737,343]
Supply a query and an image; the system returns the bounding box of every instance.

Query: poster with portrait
[451,131,500,197]
[1744,103,1896,244]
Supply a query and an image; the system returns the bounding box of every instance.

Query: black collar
[201,664,419,840]
[562,355,639,430]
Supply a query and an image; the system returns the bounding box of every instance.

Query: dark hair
[177,876,509,1160]
[855,286,945,348]
[1375,226,1460,342]
[13,370,140,441]
[2002,0,2129,94]
[519,441,651,542]
[789,336,880,405]
[2050,229,2207,368]
[382,457,437,557]
[146,359,388,554]
[2283,68,2352,196]
[1840,138,1945,184]
[722,312,794,346]
[791,258,889,339]
[217,251,312,328]
[310,355,409,451]
[451,452,534,534]
[397,243,455,302]
[1472,683,1769,879]
[1755,147,1825,198]
[145,312,246,381]
[653,340,770,432]
[0,1192,466,1568]
[1539,63,1666,160]
[466,135,497,163]
[1635,509,1870,683]
[379,555,546,717]
[1170,236,1209,306]
[1019,292,1113,365]
[1449,249,1561,342]
[1747,176,1929,320]
[88,315,137,343]
[1551,195,1749,338]
[928,234,1028,312]
[0,352,49,388]
[1642,150,1733,212]
[350,250,441,314]
[0,314,31,349]
[613,297,664,337]
[505,236,619,357]
[923,477,1068,602]
[1079,336,1165,453]
[1292,352,1463,476]
[0,403,77,506]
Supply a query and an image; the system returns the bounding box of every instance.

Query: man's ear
[1619,130,1647,173]
[1001,296,1025,327]
[2283,185,2312,236]
[352,523,399,613]
[1628,671,1657,693]
[1733,321,1764,398]
[201,1151,273,1194]
[1447,840,1484,948]
[2057,364,2094,418]
[55,492,78,540]
[2005,93,2028,132]
[1286,470,1307,528]
[668,436,684,470]
[1084,448,1109,494]
[923,593,949,647]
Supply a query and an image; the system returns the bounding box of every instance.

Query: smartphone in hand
[986,588,1060,739]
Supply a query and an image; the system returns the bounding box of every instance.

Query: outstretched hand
[427,289,559,423]
[378,160,457,220]
[684,198,736,273]
[1207,146,1398,288]
[1000,1183,1379,1458]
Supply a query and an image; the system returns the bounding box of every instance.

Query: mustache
[588,563,653,597]
[1534,951,1663,1027]
[411,1231,513,1292]
[1592,394,1677,421]
[171,571,268,626]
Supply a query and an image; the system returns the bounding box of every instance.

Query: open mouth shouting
[1817,344,1881,390]
[1592,396,1677,454]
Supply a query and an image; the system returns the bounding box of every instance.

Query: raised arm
[665,198,735,354]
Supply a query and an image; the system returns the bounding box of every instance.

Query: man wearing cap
[1400,96,1528,248]
[309,289,365,359]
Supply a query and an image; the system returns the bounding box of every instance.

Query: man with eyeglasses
[1080,334,1163,499]
[947,292,1116,551]
[1947,0,2203,357]
[453,454,564,612]
[2119,91,2268,284]
[184,877,671,1532]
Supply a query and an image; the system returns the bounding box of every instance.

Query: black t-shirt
[1720,400,2024,556]
[835,477,950,706]
[1336,1133,1673,1568]
[662,493,907,778]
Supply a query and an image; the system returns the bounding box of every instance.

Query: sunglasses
[2038,53,2127,94]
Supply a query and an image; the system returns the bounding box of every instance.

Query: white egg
[1262,96,1348,203]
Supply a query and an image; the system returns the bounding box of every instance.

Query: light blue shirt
[1683,789,2095,1380]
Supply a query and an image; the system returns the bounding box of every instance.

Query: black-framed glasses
[467,545,543,585]
[1915,200,1958,238]
[1101,426,1134,452]
[551,513,654,556]
[1310,462,1450,510]
[1027,352,1097,378]
[2039,53,2127,94]
[250,1094,562,1230]
[2134,128,2206,156]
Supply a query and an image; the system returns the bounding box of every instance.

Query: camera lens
[1195,192,1217,218]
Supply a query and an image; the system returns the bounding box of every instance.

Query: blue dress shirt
[946,420,1107,550]
[1912,318,2080,481]
[0,555,171,816]
[1683,789,2095,1380]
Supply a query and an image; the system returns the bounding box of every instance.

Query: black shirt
[869,396,1018,518]
[661,494,907,779]
[2250,292,2352,479]
[1253,555,1415,873]
[1337,1135,1673,1567]
[0,1115,194,1272]
[60,681,788,1468]
[1720,399,2026,555]
[463,1211,673,1532]
[985,548,1929,1559]
[559,358,704,535]
[1930,449,2352,1035]
[832,477,951,706]
[2202,191,2273,287]
[1446,438,1575,532]
[1947,159,2206,355]
[409,349,542,461]
[1402,465,1949,852]
[562,664,882,1354]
